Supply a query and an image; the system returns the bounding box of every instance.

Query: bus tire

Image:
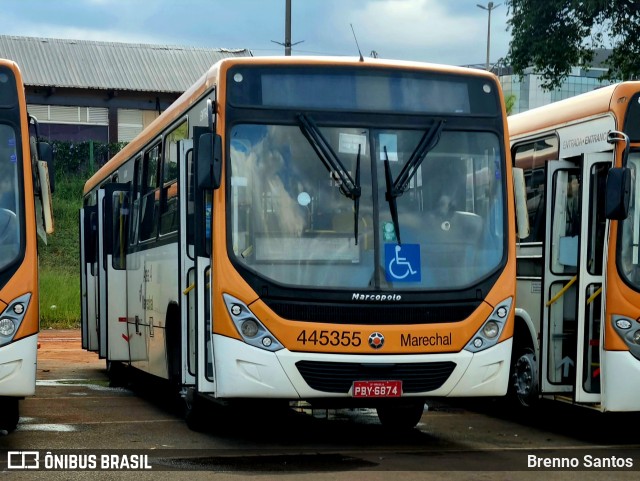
[0,396,19,432]
[184,391,208,432]
[510,347,539,408]
[106,360,128,388]
[376,400,425,430]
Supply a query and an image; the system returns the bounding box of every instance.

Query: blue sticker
[385,243,421,282]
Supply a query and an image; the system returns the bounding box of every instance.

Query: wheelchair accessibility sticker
[385,244,421,282]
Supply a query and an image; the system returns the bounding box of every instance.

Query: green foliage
[38,141,126,328]
[506,0,640,90]
[38,173,85,328]
[39,269,81,328]
[505,94,517,115]
[51,140,127,176]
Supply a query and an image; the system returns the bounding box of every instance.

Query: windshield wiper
[382,120,445,244]
[297,113,362,244]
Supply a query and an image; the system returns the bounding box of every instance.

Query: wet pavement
[1,330,639,480]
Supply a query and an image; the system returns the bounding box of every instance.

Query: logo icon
[368,332,385,349]
[8,451,40,470]
[385,243,421,282]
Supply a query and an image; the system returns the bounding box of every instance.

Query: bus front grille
[295,360,456,394]
[264,301,479,325]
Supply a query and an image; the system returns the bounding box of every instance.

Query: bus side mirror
[38,141,54,194]
[196,133,222,190]
[605,167,631,220]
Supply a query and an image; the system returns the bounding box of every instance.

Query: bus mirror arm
[605,130,631,220]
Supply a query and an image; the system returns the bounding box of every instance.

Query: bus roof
[508,82,640,139]
[83,56,500,195]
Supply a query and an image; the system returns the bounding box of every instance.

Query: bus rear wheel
[0,396,19,432]
[376,401,425,430]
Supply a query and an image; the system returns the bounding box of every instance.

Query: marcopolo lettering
[352,293,402,301]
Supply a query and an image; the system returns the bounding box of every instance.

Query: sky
[1,0,512,67]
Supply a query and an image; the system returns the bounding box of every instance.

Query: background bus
[0,58,53,432]
[509,81,640,411]
[80,56,521,430]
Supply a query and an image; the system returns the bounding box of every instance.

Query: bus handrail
[545,275,578,306]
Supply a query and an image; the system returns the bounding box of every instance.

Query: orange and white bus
[0,58,53,432]
[509,81,640,411]
[80,56,522,430]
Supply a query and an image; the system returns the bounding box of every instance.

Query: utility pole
[284,0,291,56]
[272,0,303,56]
[477,2,500,71]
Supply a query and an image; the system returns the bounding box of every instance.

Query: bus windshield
[620,152,640,289]
[0,124,21,270]
[229,122,505,290]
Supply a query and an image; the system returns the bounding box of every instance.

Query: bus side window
[129,156,142,245]
[513,135,558,242]
[139,143,161,242]
[112,191,128,270]
[160,121,186,235]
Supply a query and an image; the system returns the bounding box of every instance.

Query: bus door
[97,184,131,361]
[542,154,610,403]
[80,205,99,352]
[178,139,196,387]
[193,126,217,394]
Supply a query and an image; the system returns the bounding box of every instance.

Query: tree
[505,1,640,90]
[505,94,517,115]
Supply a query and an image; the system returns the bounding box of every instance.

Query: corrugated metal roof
[0,35,252,93]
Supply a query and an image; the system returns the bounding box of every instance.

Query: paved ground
[1,329,639,480]
[37,328,105,380]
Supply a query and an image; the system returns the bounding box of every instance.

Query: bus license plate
[352,380,402,398]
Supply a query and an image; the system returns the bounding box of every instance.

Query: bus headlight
[241,319,259,338]
[464,298,512,353]
[0,317,16,337]
[223,294,284,352]
[482,320,500,339]
[611,316,640,360]
[0,293,31,346]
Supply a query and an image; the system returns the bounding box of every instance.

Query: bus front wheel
[0,396,19,432]
[376,401,425,430]
[510,347,539,408]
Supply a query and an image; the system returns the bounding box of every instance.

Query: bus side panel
[105,253,130,361]
[85,272,99,352]
[127,250,148,367]
[145,243,179,379]
[79,208,100,351]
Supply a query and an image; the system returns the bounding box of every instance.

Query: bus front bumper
[0,335,37,397]
[213,335,512,399]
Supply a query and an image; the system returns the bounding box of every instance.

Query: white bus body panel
[0,335,37,396]
[128,243,179,379]
[105,253,129,361]
[126,249,147,366]
[212,334,512,399]
[601,350,640,412]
